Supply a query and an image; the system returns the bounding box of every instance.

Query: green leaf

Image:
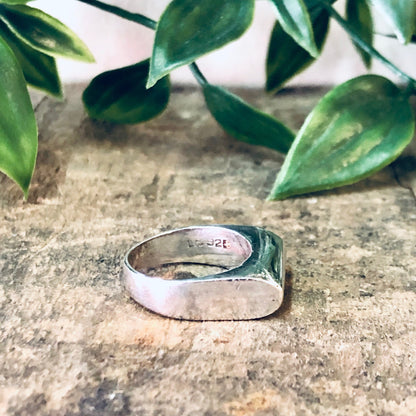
[0,35,37,198]
[266,9,329,93]
[83,59,170,124]
[268,75,415,200]
[203,84,295,154]
[346,0,373,68]
[0,1,32,4]
[269,0,318,57]
[304,0,338,13]
[0,21,61,97]
[147,0,254,88]
[303,0,327,10]
[0,4,94,61]
[371,0,415,44]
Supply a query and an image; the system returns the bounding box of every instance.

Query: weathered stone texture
[1,86,415,415]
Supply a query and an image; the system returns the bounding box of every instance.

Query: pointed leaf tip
[148,0,254,85]
[203,84,295,154]
[346,0,373,68]
[270,0,319,57]
[371,0,416,44]
[268,75,415,200]
[266,9,329,93]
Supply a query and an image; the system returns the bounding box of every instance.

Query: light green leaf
[203,84,295,154]
[269,75,415,200]
[346,0,373,68]
[0,21,61,97]
[266,9,329,93]
[83,59,170,124]
[147,0,254,88]
[0,35,37,198]
[0,4,94,61]
[269,0,318,57]
[370,0,415,44]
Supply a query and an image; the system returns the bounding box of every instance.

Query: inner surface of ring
[128,227,252,275]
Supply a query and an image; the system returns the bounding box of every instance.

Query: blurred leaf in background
[83,60,170,124]
[269,0,318,57]
[203,83,295,154]
[0,36,37,198]
[0,3,94,61]
[0,21,62,96]
[266,9,329,93]
[346,0,373,68]
[0,1,94,195]
[147,0,255,87]
[370,0,416,44]
[1,0,415,200]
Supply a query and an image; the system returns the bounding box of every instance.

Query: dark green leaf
[266,10,329,93]
[0,21,61,96]
[302,0,337,18]
[371,0,415,44]
[203,84,295,154]
[269,0,318,57]
[0,4,94,61]
[0,35,37,197]
[268,75,415,200]
[303,0,326,10]
[147,0,254,88]
[83,59,170,124]
[346,0,373,68]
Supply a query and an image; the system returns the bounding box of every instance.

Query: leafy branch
[0,0,415,201]
[319,1,416,90]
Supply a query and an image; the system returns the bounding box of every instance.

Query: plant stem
[76,0,156,30]
[189,63,208,86]
[76,0,209,85]
[319,1,416,89]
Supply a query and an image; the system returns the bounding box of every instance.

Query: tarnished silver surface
[122,225,285,320]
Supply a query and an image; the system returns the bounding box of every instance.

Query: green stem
[76,0,156,30]
[189,63,208,86]
[320,1,416,89]
[76,0,209,85]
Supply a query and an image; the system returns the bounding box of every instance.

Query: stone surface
[1,86,416,416]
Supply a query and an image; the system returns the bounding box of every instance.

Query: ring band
[121,225,285,320]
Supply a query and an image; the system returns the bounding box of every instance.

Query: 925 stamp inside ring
[187,239,231,249]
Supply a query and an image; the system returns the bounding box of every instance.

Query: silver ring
[121,225,285,320]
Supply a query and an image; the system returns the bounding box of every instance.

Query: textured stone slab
[1,86,416,416]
